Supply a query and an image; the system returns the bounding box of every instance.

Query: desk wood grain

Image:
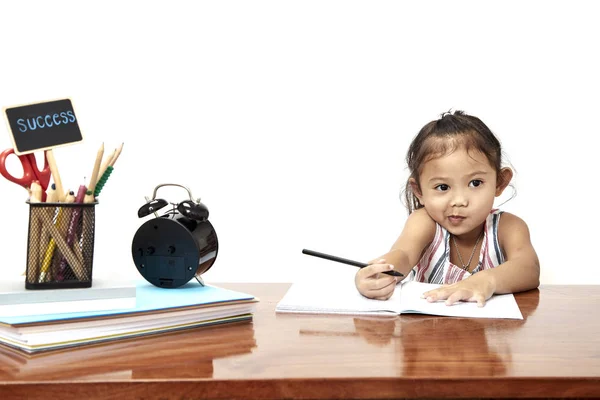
[0,284,598,399]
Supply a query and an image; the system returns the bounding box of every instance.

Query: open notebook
[276,271,523,319]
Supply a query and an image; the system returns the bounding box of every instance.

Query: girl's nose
[451,191,468,207]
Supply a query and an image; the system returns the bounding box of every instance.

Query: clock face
[131,216,218,288]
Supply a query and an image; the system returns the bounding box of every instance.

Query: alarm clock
[131,183,218,288]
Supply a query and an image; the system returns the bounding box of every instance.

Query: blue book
[0,280,256,326]
[0,278,137,317]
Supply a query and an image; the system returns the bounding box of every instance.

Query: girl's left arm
[486,212,540,294]
[422,212,540,306]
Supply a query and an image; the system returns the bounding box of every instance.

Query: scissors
[0,148,51,200]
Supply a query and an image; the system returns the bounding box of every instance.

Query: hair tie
[441,109,453,118]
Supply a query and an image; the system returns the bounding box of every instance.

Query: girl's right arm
[355,208,436,299]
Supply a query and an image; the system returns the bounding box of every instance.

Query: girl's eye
[435,184,449,191]
[469,179,483,188]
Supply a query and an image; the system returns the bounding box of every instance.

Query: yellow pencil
[40,191,74,283]
[39,207,64,283]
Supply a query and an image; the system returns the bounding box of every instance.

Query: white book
[0,278,136,317]
[276,270,523,320]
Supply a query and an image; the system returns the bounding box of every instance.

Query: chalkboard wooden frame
[3,98,84,155]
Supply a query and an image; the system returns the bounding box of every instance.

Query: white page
[276,270,404,316]
[399,281,523,320]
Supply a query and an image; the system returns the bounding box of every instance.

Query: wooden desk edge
[2,377,600,399]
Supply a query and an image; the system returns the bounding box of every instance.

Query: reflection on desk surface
[293,287,541,377]
[399,317,511,376]
[0,321,256,380]
[296,316,514,377]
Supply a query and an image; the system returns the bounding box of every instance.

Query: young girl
[355,110,540,306]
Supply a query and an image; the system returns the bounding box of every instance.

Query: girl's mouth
[448,215,465,224]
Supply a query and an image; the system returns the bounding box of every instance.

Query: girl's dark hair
[404,110,505,214]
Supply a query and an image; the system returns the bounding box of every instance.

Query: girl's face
[411,145,510,240]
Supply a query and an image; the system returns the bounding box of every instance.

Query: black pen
[302,249,404,277]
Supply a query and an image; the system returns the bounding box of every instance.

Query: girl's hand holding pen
[300,249,402,300]
[355,259,399,301]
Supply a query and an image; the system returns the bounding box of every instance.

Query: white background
[0,1,598,285]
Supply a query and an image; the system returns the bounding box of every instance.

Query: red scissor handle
[0,149,51,195]
[0,148,35,189]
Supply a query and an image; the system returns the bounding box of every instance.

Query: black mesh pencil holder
[25,201,97,289]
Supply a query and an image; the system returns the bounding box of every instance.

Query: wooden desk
[0,284,598,399]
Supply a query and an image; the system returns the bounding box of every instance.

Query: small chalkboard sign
[3,99,83,155]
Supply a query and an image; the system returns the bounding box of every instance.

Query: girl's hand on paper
[421,272,496,307]
[355,259,398,300]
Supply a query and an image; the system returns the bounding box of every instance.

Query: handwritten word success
[16,111,77,133]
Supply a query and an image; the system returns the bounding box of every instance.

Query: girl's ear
[409,178,424,203]
[495,168,513,196]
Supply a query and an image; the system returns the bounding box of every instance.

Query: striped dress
[404,209,505,284]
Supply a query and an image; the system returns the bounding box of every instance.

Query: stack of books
[0,280,257,353]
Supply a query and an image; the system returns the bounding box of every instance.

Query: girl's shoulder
[407,207,436,223]
[496,211,527,226]
[405,208,437,238]
[496,211,532,242]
